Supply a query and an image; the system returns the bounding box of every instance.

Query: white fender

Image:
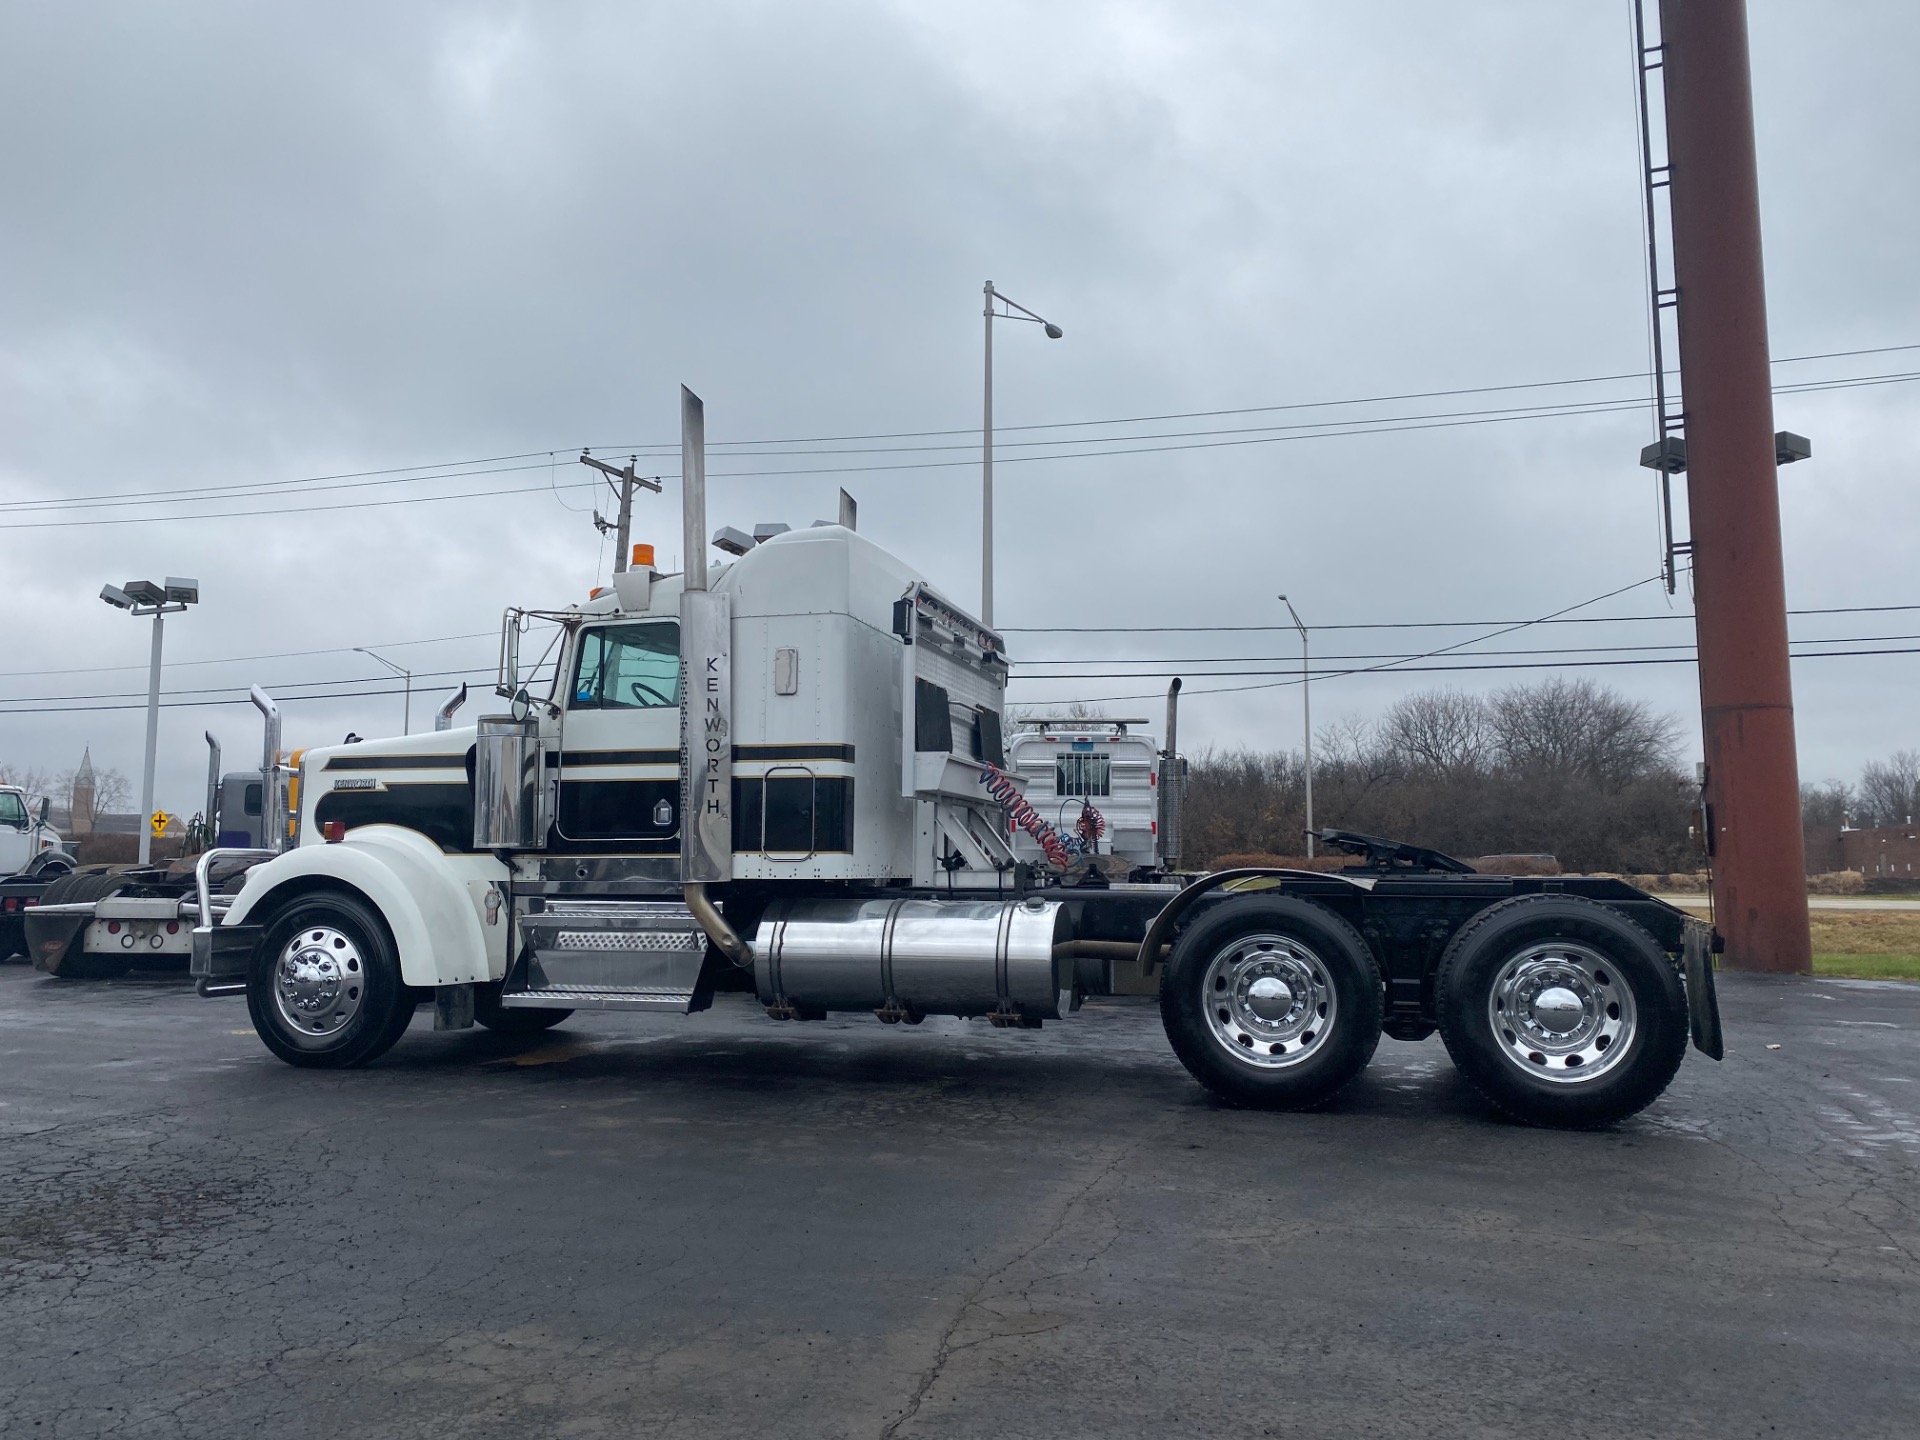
[226,825,504,987]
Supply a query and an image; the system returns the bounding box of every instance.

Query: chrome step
[504,899,708,1013]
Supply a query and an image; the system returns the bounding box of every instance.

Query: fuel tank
[751,896,1075,1022]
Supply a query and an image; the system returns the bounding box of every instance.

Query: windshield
[571,622,682,710]
[0,792,28,828]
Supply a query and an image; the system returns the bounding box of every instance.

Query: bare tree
[1858,750,1920,827]
[1800,780,1852,830]
[1182,679,1695,872]
[0,763,57,804]
[1487,677,1678,792]
[54,766,133,827]
[1379,690,1489,774]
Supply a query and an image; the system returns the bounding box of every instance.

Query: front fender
[226,826,503,987]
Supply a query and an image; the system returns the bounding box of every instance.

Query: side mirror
[37,797,50,826]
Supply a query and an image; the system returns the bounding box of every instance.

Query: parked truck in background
[0,786,74,959]
[1002,715,1182,878]
[112,388,1723,1129]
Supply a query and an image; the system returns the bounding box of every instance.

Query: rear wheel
[474,983,572,1034]
[1160,894,1383,1109]
[30,870,132,978]
[1436,895,1688,1128]
[248,891,414,1068]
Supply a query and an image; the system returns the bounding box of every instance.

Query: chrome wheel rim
[272,925,366,1038]
[1487,941,1636,1084]
[1201,931,1337,1069]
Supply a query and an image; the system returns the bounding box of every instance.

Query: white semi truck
[0,786,74,958]
[40,391,1725,1126]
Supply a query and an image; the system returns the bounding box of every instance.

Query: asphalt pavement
[1,962,1915,1439]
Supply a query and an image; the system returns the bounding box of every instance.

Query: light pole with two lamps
[981,280,1063,629]
[1278,595,1314,857]
[99,577,199,865]
[355,647,413,735]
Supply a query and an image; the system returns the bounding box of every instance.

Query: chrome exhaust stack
[434,682,469,732]
[249,686,285,853]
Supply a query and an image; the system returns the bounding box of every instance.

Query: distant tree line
[1182,677,1699,873]
[1802,749,1920,833]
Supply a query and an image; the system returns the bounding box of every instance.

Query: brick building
[1839,825,1920,882]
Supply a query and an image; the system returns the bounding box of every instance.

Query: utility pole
[1659,0,1811,972]
[580,453,662,573]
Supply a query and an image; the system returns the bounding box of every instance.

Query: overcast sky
[2,0,1915,819]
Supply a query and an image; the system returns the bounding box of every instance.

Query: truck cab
[0,786,70,881]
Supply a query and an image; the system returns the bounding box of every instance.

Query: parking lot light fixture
[982,281,1064,629]
[100,577,199,864]
[355,647,413,734]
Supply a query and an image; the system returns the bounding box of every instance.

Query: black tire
[1435,894,1688,1129]
[30,870,133,978]
[1160,894,1383,1109]
[248,890,415,1069]
[0,918,23,962]
[473,983,572,1034]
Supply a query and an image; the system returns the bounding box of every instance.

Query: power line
[4,353,1916,527]
[0,631,496,681]
[581,340,1920,448]
[1010,646,1920,706]
[1009,632,1920,668]
[1002,602,1920,634]
[6,642,1912,717]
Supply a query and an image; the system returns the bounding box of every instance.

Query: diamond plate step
[504,899,708,1013]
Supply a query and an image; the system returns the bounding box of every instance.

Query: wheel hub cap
[1488,943,1637,1085]
[1202,933,1337,1070]
[273,926,366,1036]
[1529,985,1585,1032]
[1246,975,1295,1021]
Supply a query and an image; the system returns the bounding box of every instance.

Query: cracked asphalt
[1,963,1915,1439]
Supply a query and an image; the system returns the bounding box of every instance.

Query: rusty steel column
[1659,0,1811,973]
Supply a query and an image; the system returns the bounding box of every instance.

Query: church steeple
[70,748,96,836]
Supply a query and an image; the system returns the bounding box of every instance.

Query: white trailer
[148,389,1720,1127]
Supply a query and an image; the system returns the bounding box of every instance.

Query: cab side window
[0,792,27,828]
[572,622,683,710]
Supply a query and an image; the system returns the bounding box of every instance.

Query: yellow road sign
[150,809,170,836]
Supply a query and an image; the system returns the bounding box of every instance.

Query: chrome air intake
[752,897,1076,1024]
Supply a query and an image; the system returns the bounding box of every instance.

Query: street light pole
[980,281,1063,630]
[140,609,164,864]
[355,648,413,734]
[1280,595,1313,857]
[982,281,994,628]
[99,578,198,865]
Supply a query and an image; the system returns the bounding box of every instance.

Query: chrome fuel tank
[752,896,1074,1022]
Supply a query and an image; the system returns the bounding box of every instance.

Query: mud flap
[191,924,263,997]
[1682,920,1724,1061]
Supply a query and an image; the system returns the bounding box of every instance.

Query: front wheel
[1160,894,1383,1109]
[249,891,415,1068]
[1436,895,1688,1128]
